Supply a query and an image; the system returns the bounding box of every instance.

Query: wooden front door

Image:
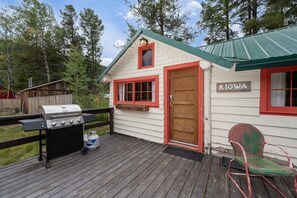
[169,66,198,146]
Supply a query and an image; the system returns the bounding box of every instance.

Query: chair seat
[235,156,295,177]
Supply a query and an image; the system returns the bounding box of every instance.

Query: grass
[0,125,40,166]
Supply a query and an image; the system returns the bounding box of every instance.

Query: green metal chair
[227,123,297,198]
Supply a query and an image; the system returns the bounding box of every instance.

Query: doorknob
[170,95,174,107]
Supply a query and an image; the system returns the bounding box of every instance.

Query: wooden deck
[0,134,296,198]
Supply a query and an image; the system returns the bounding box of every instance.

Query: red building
[0,85,15,99]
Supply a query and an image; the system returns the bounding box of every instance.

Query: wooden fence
[0,99,21,112]
[27,94,73,114]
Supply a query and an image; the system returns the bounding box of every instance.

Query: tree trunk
[42,45,51,82]
[248,0,252,34]
[6,53,14,98]
[4,35,14,98]
[225,0,230,40]
[252,0,258,34]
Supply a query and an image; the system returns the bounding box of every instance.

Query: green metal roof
[96,29,233,83]
[200,25,297,71]
[97,26,297,83]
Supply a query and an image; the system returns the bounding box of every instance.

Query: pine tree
[198,0,238,44]
[60,5,81,52]
[79,8,104,90]
[125,0,196,43]
[63,47,90,102]
[234,0,265,35]
[262,0,297,30]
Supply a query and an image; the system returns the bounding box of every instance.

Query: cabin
[97,26,297,165]
[18,79,72,113]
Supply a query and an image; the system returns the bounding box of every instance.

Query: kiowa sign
[216,81,251,92]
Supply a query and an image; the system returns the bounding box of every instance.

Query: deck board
[0,134,296,198]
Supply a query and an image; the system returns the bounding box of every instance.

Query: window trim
[113,75,159,107]
[138,43,155,69]
[260,65,297,116]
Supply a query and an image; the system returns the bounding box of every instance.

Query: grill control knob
[52,122,56,126]
[61,121,65,125]
[77,119,81,123]
[70,120,73,124]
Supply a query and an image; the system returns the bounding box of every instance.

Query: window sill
[260,110,297,116]
[116,104,149,112]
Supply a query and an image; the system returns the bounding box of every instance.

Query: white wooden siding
[210,67,297,164]
[109,35,200,143]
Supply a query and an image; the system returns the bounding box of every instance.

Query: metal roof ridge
[262,33,292,55]
[241,39,251,60]
[277,30,297,43]
[251,36,270,58]
[199,25,297,49]
[231,40,235,58]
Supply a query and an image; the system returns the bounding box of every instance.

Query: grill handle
[50,113,81,119]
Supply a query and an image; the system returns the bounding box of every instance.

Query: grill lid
[39,104,83,129]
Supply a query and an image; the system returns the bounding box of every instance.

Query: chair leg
[227,159,252,198]
[244,161,252,198]
[293,175,297,196]
[262,176,286,197]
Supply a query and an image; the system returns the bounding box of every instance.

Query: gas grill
[19,104,95,168]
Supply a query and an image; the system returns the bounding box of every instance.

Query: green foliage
[125,0,196,44]
[262,0,297,30]
[198,0,238,44]
[63,47,91,103]
[12,0,58,82]
[0,9,16,94]
[79,8,104,92]
[60,5,82,49]
[199,0,297,42]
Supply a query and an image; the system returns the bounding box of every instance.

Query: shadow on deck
[0,134,296,198]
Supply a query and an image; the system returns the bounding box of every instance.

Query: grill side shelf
[19,118,47,132]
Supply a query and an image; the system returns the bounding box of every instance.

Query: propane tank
[86,131,99,150]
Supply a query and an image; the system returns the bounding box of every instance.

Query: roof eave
[96,29,143,83]
[236,54,297,71]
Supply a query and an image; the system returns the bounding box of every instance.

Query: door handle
[170,95,174,107]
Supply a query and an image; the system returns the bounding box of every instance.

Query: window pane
[117,83,132,101]
[293,71,297,89]
[142,92,148,101]
[271,72,287,89]
[148,82,152,91]
[118,84,124,101]
[135,83,141,91]
[293,90,297,107]
[127,83,132,92]
[142,82,148,91]
[285,72,291,89]
[271,90,285,106]
[148,92,152,101]
[127,93,132,101]
[142,49,152,66]
[271,90,290,106]
[135,92,141,101]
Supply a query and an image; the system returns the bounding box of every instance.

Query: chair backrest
[228,123,265,157]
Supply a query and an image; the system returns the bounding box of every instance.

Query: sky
[0,0,205,66]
